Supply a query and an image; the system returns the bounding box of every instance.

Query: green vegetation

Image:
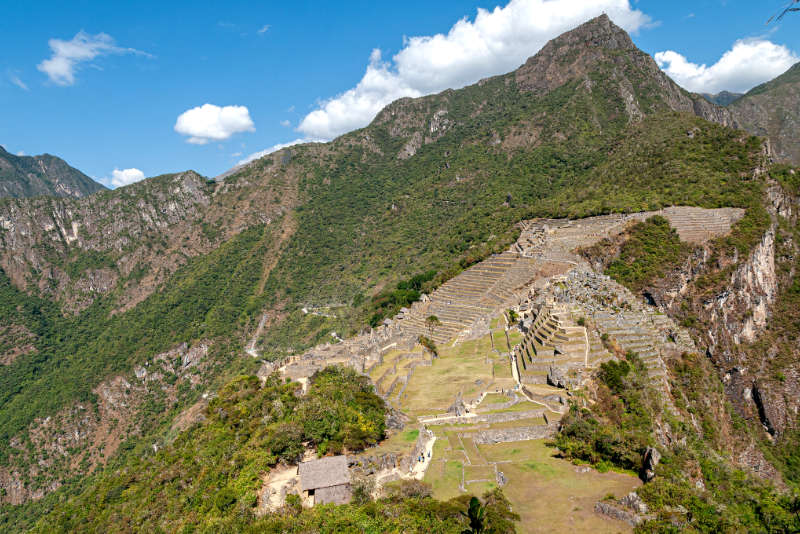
[368,270,437,327]
[554,351,800,533]
[605,216,691,291]
[419,335,439,357]
[0,224,275,464]
[425,315,442,337]
[24,369,518,533]
[24,367,386,532]
[0,27,785,532]
[246,487,517,534]
[554,353,655,473]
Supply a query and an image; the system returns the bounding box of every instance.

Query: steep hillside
[0,14,790,531]
[730,62,800,165]
[0,146,106,199]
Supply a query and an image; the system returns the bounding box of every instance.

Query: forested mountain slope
[1,14,798,532]
[729,62,800,165]
[0,146,106,199]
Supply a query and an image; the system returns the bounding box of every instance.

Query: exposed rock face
[0,162,296,311]
[0,171,212,311]
[0,146,106,198]
[730,62,800,165]
[641,446,661,482]
[646,208,785,435]
[547,365,568,389]
[0,342,210,504]
[514,15,737,127]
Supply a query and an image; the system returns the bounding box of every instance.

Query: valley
[1,12,800,533]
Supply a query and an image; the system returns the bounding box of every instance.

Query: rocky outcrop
[641,446,661,482]
[547,365,568,388]
[514,15,737,127]
[0,159,297,311]
[0,342,210,504]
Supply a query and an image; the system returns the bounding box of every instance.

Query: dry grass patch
[464,464,495,482]
[400,339,494,416]
[479,440,639,534]
[425,458,463,500]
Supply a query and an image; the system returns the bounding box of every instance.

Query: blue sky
[1,1,798,186]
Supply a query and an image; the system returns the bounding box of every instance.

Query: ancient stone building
[298,455,351,505]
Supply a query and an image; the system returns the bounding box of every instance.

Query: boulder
[547,365,568,388]
[641,446,662,482]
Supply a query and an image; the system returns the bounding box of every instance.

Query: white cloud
[655,39,800,94]
[258,24,271,34]
[9,73,28,91]
[110,168,146,188]
[16,150,26,156]
[280,119,291,127]
[231,151,243,157]
[37,31,150,86]
[174,104,255,144]
[237,138,314,166]
[297,0,651,139]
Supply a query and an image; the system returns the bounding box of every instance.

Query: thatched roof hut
[298,455,351,505]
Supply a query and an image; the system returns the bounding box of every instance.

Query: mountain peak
[514,15,638,94]
[554,13,635,51]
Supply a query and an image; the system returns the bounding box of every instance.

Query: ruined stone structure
[268,206,737,409]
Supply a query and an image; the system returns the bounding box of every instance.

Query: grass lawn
[484,400,543,414]
[425,458,464,500]
[361,426,421,457]
[507,330,523,347]
[480,440,639,534]
[464,464,495,482]
[400,338,495,416]
[460,436,485,464]
[367,348,408,380]
[492,330,509,351]
[480,393,513,405]
[465,480,497,495]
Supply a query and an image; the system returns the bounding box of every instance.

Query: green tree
[425,314,441,337]
[461,496,486,534]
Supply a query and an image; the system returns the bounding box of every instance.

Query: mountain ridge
[0,146,106,199]
[729,61,800,165]
[1,15,798,533]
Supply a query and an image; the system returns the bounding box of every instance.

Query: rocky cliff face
[514,14,737,128]
[730,62,800,165]
[643,173,800,445]
[0,146,106,199]
[0,163,297,312]
[0,342,211,505]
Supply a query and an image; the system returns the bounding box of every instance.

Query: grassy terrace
[399,328,516,417]
[480,441,639,534]
[422,385,638,534]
